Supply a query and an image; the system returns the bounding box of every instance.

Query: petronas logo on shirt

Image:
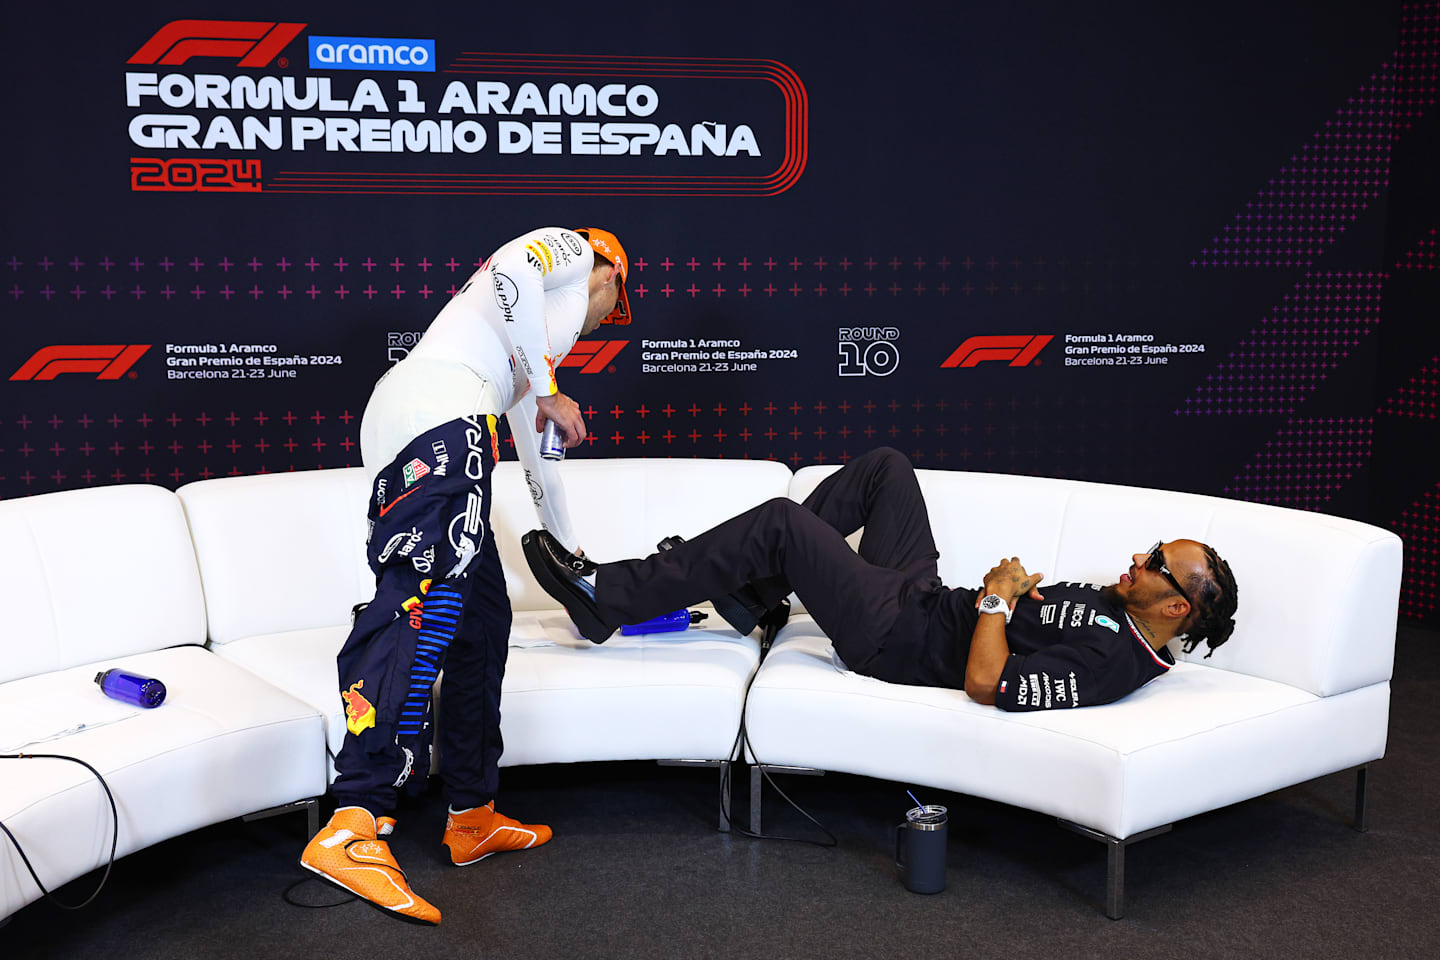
[403,458,430,486]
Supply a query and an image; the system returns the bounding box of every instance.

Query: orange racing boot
[442,802,553,866]
[300,806,441,925]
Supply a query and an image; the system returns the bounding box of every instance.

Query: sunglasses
[1144,541,1192,605]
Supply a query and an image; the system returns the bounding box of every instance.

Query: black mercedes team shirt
[917,581,1175,710]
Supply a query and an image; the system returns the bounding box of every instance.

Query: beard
[1102,579,1176,616]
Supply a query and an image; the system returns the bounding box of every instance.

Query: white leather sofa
[1,459,787,922]
[0,455,1400,922]
[0,486,325,921]
[744,463,1401,916]
[175,459,791,782]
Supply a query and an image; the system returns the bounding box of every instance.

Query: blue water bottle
[94,669,166,708]
[621,609,708,635]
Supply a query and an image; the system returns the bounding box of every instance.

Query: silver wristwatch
[978,593,1013,624]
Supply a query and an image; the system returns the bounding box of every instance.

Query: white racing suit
[334,227,593,813]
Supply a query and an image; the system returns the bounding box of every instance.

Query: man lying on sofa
[523,447,1238,710]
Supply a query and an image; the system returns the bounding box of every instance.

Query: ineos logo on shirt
[492,272,519,320]
[563,233,584,256]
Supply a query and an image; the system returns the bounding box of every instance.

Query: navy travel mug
[94,669,166,708]
[895,804,948,894]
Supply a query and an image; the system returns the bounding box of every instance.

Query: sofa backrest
[177,469,374,646]
[790,462,1401,698]
[0,485,207,683]
[179,457,795,638]
[176,453,1400,696]
[494,457,795,612]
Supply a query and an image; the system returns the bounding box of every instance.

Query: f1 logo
[940,335,1052,368]
[10,345,152,381]
[559,340,627,374]
[128,20,307,67]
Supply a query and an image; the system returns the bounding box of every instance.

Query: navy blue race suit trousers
[331,415,510,816]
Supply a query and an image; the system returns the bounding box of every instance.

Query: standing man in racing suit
[301,227,632,925]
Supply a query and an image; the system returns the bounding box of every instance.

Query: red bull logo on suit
[341,679,376,735]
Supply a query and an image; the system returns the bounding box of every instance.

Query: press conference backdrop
[2,2,1436,622]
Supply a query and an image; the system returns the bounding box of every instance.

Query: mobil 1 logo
[838,326,899,377]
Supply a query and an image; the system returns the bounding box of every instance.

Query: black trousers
[594,447,953,683]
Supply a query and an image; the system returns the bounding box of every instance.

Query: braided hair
[1179,544,1238,658]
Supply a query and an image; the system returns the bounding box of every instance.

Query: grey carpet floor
[4,625,1438,960]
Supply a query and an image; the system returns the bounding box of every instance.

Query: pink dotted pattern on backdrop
[1195,2,1438,269]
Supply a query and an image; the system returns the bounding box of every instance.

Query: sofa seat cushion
[492,611,760,765]
[213,610,761,778]
[210,626,351,760]
[0,645,325,919]
[744,617,1390,839]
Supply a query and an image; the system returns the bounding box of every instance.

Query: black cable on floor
[720,712,838,847]
[282,876,356,909]
[291,749,352,911]
[716,618,838,848]
[0,753,118,911]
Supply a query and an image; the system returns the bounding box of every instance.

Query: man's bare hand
[534,392,586,448]
[977,557,1045,608]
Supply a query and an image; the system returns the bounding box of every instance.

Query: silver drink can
[540,420,565,461]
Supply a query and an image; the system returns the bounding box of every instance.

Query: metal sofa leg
[751,763,763,835]
[1354,764,1369,833]
[1106,837,1125,919]
[243,797,320,836]
[655,759,732,832]
[719,761,731,833]
[749,764,825,837]
[1058,820,1173,919]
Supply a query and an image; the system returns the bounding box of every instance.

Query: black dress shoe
[521,529,614,643]
[657,534,771,636]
